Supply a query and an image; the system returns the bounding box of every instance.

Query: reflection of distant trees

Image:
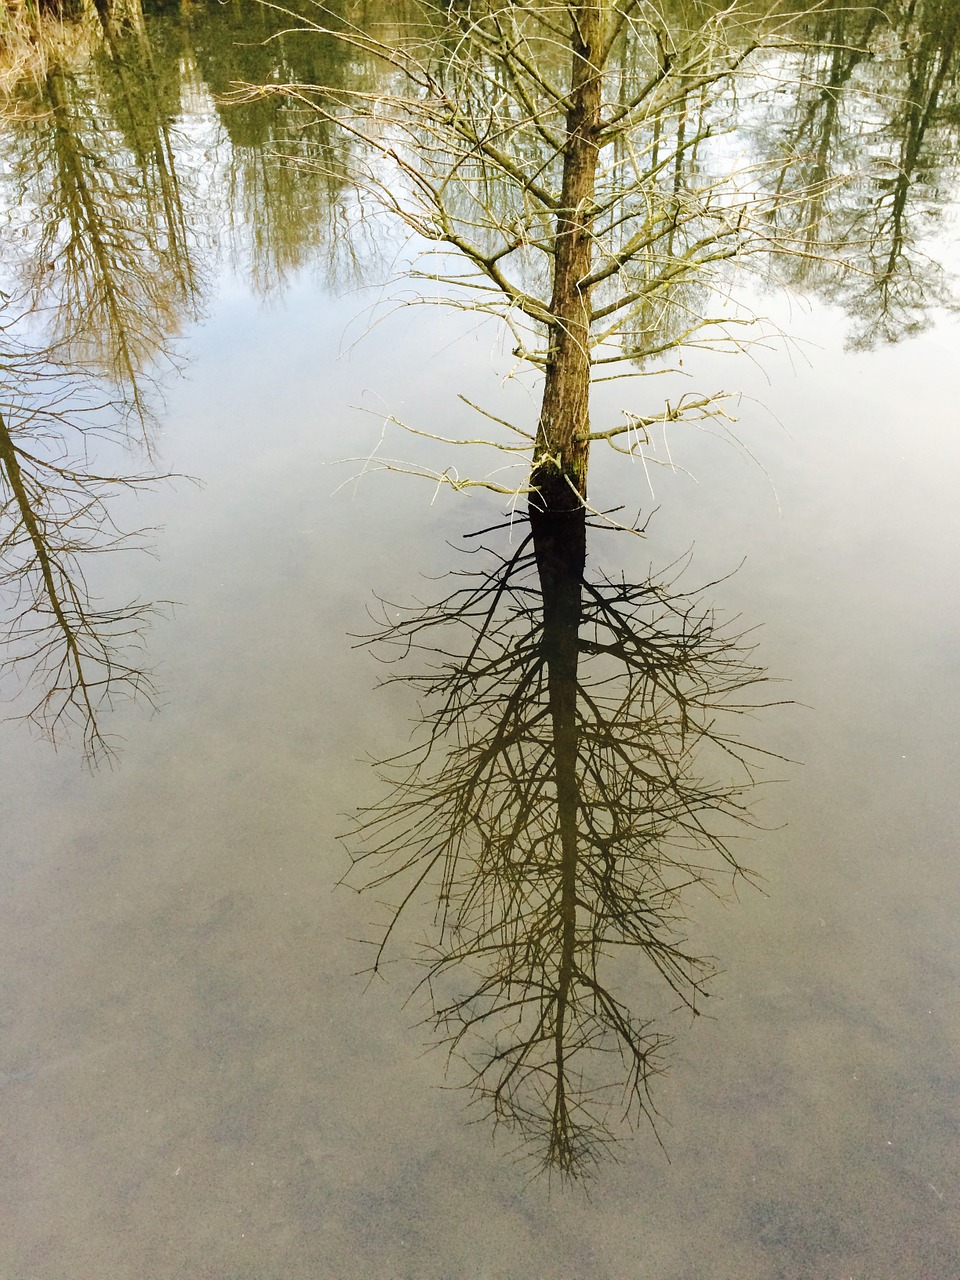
[179,0,358,293]
[2,0,960,764]
[1,21,201,437]
[34,65,191,414]
[0,0,364,756]
[345,512,779,1174]
[6,0,960,364]
[92,12,197,296]
[0,313,166,762]
[761,0,960,345]
[0,0,358,373]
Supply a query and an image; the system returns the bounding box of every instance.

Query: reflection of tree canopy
[345,511,779,1174]
[761,0,960,345]
[236,0,960,522]
[0,0,360,374]
[0,310,165,762]
[5,0,960,368]
[259,1,827,370]
[1,32,199,433]
[183,0,361,293]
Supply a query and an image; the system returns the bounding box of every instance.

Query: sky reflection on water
[2,2,960,1276]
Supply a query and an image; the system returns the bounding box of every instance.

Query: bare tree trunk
[528,9,605,1131]
[531,2,604,512]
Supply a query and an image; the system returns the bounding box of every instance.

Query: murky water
[2,2,960,1276]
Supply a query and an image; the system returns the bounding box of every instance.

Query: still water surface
[2,3,960,1276]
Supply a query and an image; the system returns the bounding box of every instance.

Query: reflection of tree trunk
[152,124,195,297]
[531,3,603,508]
[36,0,87,15]
[774,2,887,267]
[530,501,585,1161]
[346,501,770,1171]
[90,0,143,38]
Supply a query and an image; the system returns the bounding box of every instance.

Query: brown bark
[531,2,605,511]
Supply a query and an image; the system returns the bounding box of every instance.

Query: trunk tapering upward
[531,2,604,512]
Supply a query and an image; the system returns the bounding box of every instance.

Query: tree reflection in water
[0,0,369,756]
[0,0,957,1183]
[763,0,960,345]
[346,505,782,1174]
[0,311,168,763]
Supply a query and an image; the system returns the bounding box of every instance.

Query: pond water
[2,3,960,1277]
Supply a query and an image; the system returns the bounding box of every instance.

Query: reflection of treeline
[187,0,358,292]
[4,0,960,361]
[346,511,781,1174]
[3,0,198,428]
[0,0,372,756]
[762,0,960,343]
[573,0,960,352]
[3,0,960,762]
[0,0,367,396]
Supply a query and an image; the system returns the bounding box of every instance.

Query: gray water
[2,4,960,1277]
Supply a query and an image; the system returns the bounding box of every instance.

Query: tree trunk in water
[527,6,603,1161]
[531,2,604,513]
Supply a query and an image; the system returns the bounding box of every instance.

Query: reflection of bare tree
[0,6,202,444]
[0,1,361,761]
[31,62,191,422]
[849,3,960,345]
[765,0,960,345]
[193,0,356,295]
[345,511,778,1174]
[0,314,165,762]
[91,13,200,306]
[1,0,355,340]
